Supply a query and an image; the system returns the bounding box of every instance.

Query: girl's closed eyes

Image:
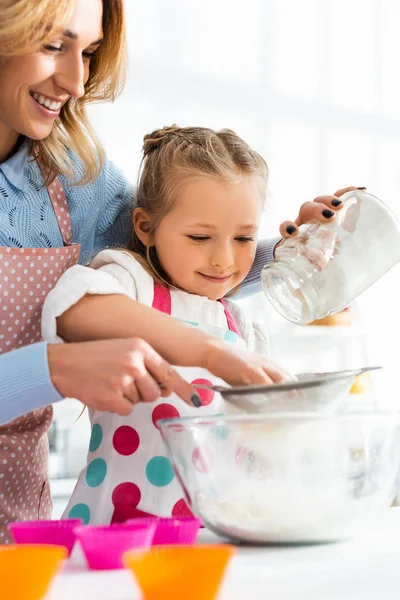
[186,235,255,243]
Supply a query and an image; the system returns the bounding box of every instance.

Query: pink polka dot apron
[0,174,80,543]
[64,282,245,525]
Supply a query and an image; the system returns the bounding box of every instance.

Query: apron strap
[218,298,242,336]
[152,282,172,314]
[152,281,241,335]
[38,163,73,246]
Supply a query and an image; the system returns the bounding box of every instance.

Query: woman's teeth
[31,92,61,112]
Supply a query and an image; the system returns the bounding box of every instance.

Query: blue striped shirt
[0,142,278,424]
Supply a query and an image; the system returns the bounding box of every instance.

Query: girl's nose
[210,244,234,269]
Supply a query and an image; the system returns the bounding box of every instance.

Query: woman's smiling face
[0,0,103,150]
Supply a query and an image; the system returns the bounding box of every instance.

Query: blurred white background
[52,0,400,506]
[88,0,400,401]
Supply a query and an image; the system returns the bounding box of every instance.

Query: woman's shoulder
[60,152,133,195]
[59,153,135,257]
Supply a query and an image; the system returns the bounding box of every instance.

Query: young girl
[42,125,290,524]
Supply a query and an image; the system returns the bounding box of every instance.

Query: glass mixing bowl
[159,413,400,544]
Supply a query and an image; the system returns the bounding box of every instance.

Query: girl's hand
[279,186,365,238]
[204,340,295,386]
[48,338,200,415]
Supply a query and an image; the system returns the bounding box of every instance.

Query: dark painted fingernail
[191,393,202,407]
[286,225,297,235]
[357,187,367,190]
[322,209,334,219]
[331,199,342,207]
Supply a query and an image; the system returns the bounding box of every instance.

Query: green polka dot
[68,503,91,524]
[89,423,103,452]
[86,458,107,487]
[146,456,174,487]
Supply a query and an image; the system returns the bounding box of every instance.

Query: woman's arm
[240,237,281,297]
[0,342,63,425]
[0,337,200,426]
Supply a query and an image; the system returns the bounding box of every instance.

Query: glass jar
[261,190,400,324]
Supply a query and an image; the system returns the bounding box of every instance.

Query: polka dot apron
[0,174,80,543]
[63,282,246,525]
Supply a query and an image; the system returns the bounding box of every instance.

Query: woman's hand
[279,186,365,238]
[204,340,295,387]
[47,338,200,415]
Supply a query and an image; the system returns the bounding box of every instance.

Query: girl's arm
[57,292,220,368]
[57,292,291,386]
[48,259,292,386]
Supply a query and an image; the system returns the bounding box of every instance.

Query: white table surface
[46,508,400,600]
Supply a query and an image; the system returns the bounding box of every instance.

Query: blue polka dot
[89,423,103,452]
[224,330,240,344]
[146,456,175,487]
[212,424,230,441]
[68,503,91,524]
[85,458,107,487]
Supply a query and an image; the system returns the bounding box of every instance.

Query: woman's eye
[44,44,63,52]
[187,235,210,242]
[235,236,254,243]
[83,50,97,60]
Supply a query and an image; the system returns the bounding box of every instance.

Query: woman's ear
[133,208,153,246]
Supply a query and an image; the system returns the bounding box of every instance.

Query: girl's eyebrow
[187,223,216,229]
[186,223,258,231]
[63,29,103,46]
[238,224,258,232]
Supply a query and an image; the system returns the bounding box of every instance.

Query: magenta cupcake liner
[74,523,156,570]
[126,516,201,546]
[8,519,83,556]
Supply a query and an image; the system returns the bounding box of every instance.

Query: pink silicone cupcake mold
[74,523,156,570]
[126,516,201,546]
[8,519,83,557]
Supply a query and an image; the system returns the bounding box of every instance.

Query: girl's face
[0,0,103,151]
[138,176,264,301]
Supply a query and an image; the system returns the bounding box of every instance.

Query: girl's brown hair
[0,0,127,185]
[129,125,268,286]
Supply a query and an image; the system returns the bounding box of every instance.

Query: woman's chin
[21,122,55,141]
[27,129,53,141]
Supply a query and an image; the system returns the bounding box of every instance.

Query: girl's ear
[134,208,153,246]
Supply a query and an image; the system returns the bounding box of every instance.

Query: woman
[0,0,344,540]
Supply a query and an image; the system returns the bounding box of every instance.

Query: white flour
[192,421,395,543]
[195,481,392,543]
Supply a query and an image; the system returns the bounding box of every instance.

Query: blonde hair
[129,125,268,286]
[0,0,127,185]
